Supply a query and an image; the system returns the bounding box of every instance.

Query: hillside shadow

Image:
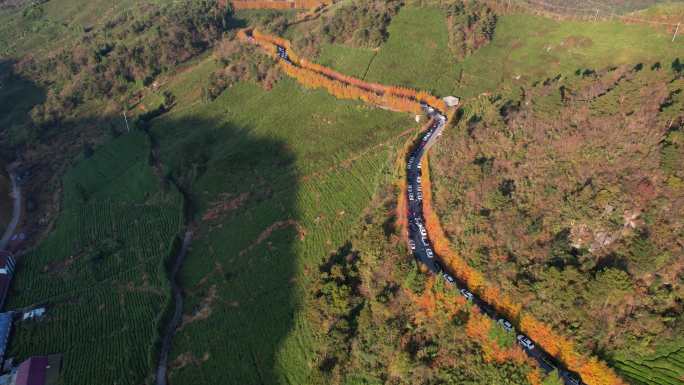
[0,59,46,160]
[3,93,300,385]
[149,114,301,385]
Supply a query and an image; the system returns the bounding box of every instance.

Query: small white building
[443,96,460,107]
[22,308,45,321]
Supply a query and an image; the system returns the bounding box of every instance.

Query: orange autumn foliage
[465,309,528,365]
[420,154,626,385]
[405,278,465,327]
[231,0,329,10]
[243,27,625,385]
[527,370,544,385]
[277,60,422,112]
[243,29,447,112]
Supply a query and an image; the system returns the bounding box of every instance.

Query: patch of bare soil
[178,284,218,331]
[561,35,593,49]
[238,220,305,257]
[168,351,210,373]
[202,192,250,221]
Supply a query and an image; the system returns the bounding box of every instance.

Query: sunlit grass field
[150,75,416,384]
[310,5,684,100]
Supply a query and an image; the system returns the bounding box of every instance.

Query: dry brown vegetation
[431,62,684,365]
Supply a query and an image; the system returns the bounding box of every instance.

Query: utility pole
[123,110,130,132]
[673,23,680,42]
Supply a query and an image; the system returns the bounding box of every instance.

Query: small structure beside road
[442,96,460,107]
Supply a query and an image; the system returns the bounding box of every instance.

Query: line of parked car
[405,104,583,385]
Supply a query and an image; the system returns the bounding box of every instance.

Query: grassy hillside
[301,4,683,100]
[148,71,416,384]
[454,11,684,97]
[2,1,683,384]
[0,0,162,57]
[364,6,460,96]
[7,131,183,385]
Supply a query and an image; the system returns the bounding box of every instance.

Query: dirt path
[156,230,193,385]
[0,169,21,250]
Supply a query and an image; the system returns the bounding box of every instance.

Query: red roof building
[12,355,61,385]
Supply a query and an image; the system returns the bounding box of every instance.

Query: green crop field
[311,4,684,99]
[614,346,684,385]
[144,74,416,384]
[317,43,378,79]
[454,11,684,98]
[0,0,164,57]
[3,1,684,384]
[7,131,184,385]
[364,6,459,96]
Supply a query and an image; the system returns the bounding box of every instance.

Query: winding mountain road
[406,109,583,385]
[254,37,590,385]
[0,169,21,251]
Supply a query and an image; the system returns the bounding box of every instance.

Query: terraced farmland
[7,131,184,385]
[614,347,684,385]
[149,77,416,384]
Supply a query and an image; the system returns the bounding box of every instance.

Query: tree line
[246,29,448,112]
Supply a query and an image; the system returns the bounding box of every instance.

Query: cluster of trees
[206,39,280,99]
[232,1,295,10]
[304,186,539,385]
[465,309,528,365]
[419,153,626,384]
[292,0,402,57]
[231,0,328,10]
[430,62,684,381]
[308,244,365,381]
[22,0,234,130]
[443,0,497,60]
[277,60,418,113]
[299,58,448,110]
[318,0,403,47]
